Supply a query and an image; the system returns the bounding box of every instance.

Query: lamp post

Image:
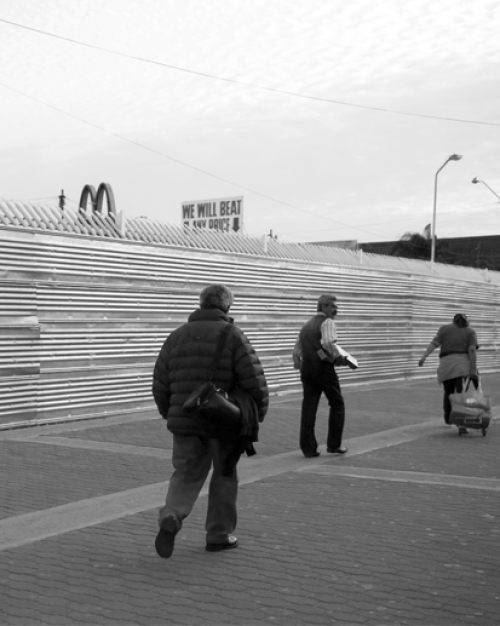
[471,177,500,202]
[431,154,463,267]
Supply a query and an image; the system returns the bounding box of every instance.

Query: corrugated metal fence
[1,225,499,428]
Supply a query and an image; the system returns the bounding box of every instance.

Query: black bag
[182,323,242,442]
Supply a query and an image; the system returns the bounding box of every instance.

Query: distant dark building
[310,240,358,250]
[358,235,500,270]
[309,235,500,270]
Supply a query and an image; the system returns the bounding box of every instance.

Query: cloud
[0,0,499,243]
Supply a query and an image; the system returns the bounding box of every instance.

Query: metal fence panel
[0,227,499,428]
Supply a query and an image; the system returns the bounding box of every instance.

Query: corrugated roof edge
[1,200,499,285]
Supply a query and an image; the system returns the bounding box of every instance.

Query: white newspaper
[317,344,359,370]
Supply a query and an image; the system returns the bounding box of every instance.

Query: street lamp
[431,154,463,267]
[471,177,500,202]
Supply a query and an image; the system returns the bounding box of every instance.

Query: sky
[1,0,499,244]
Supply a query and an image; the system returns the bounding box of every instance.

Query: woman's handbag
[182,323,242,442]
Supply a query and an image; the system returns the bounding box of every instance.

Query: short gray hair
[199,284,234,312]
[316,294,337,312]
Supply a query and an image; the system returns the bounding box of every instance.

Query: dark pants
[442,376,478,424]
[300,364,345,455]
[159,435,238,543]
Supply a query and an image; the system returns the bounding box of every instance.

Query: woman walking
[418,313,478,433]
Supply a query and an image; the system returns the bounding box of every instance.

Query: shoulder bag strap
[207,323,234,381]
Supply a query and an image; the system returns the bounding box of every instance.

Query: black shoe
[206,535,239,552]
[327,446,348,454]
[155,517,177,558]
[303,451,320,458]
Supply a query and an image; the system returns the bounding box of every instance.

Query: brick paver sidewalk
[0,374,499,625]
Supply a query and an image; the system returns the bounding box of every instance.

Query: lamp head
[471,177,479,184]
[449,154,462,161]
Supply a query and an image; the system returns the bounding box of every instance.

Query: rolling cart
[449,377,491,437]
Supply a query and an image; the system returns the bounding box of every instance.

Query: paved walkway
[0,374,499,625]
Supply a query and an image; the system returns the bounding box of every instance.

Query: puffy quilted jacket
[152,308,269,436]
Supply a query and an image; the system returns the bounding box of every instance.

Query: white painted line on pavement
[11,436,169,458]
[299,465,500,491]
[0,411,158,438]
[0,482,168,552]
[0,417,490,552]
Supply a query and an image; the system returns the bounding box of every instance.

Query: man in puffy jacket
[152,284,268,558]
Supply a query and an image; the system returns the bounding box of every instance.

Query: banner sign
[181,196,243,232]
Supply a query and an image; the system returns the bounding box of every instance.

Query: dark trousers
[159,435,238,543]
[300,364,345,454]
[442,376,478,424]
